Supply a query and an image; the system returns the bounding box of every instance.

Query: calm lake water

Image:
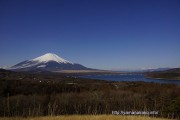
[81,74,180,84]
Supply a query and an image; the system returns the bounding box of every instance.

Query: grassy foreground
[0,115,173,120]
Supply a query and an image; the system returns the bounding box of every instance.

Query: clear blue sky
[0,0,180,70]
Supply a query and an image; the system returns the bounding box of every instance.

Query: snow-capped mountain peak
[31,53,73,64]
[8,53,89,71]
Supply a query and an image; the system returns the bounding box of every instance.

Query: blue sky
[0,0,180,70]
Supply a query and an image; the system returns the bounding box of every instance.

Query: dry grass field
[0,115,174,120]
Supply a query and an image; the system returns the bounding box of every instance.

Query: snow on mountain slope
[9,60,38,69]
[31,53,73,64]
[8,53,89,71]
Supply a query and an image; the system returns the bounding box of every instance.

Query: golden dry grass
[0,115,173,120]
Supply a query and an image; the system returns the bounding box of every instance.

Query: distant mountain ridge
[146,68,180,80]
[163,68,180,73]
[8,53,90,71]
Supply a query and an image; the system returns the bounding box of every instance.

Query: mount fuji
[9,53,90,71]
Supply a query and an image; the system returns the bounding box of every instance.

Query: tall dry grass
[0,115,173,120]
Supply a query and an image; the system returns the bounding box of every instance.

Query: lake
[81,74,180,84]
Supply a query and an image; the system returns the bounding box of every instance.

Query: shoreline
[145,76,180,81]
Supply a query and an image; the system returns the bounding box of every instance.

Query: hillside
[146,68,180,80]
[0,69,180,118]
